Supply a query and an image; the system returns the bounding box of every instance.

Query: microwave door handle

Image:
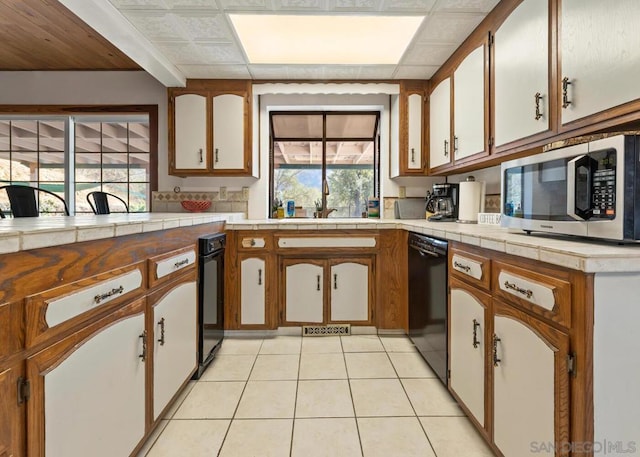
[567,154,595,221]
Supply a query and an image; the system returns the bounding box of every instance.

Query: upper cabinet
[493,0,552,150]
[429,77,452,171]
[453,44,488,162]
[559,0,640,128]
[169,80,256,177]
[392,81,427,177]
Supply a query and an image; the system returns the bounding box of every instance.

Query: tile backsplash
[152,191,248,215]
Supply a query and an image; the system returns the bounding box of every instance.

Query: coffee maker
[427,183,459,221]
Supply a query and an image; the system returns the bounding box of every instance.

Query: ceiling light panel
[229,14,424,65]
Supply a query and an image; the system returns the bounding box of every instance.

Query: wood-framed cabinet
[280,257,374,326]
[428,76,452,172]
[395,80,427,176]
[169,80,255,177]
[238,254,269,327]
[0,360,25,457]
[26,299,147,457]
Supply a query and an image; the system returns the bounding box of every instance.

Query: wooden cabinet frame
[398,80,428,175]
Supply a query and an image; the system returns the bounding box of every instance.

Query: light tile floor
[138,335,496,457]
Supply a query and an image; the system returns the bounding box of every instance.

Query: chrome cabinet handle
[411,148,415,163]
[316,275,321,291]
[562,77,572,108]
[493,334,501,366]
[534,92,543,120]
[94,285,124,304]
[472,319,480,349]
[453,261,471,273]
[333,273,338,290]
[258,269,262,286]
[215,148,219,163]
[158,318,166,346]
[444,139,449,156]
[454,136,459,153]
[250,238,256,246]
[504,280,533,299]
[198,148,203,163]
[174,258,189,269]
[139,331,148,362]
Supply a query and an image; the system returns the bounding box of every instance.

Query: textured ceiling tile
[272,0,328,10]
[414,12,484,43]
[178,64,252,77]
[218,0,274,10]
[164,0,219,8]
[248,65,290,79]
[434,0,499,13]
[155,42,204,64]
[123,11,187,41]
[358,65,396,79]
[196,43,246,63]
[173,13,233,41]
[394,65,438,78]
[109,0,169,9]
[323,65,362,79]
[401,42,457,65]
[330,0,382,11]
[287,65,325,79]
[379,0,436,12]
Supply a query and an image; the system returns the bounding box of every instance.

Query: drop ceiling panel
[402,43,459,66]
[394,65,439,79]
[414,12,485,43]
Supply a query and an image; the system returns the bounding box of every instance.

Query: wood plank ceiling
[0,0,139,70]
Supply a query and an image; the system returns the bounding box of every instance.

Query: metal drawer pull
[198,148,203,163]
[250,239,256,246]
[534,92,543,120]
[158,318,166,346]
[215,148,219,163]
[94,285,124,304]
[472,319,480,348]
[562,77,572,108]
[411,148,415,163]
[504,280,533,299]
[493,334,501,366]
[317,275,321,291]
[454,261,471,273]
[258,269,262,286]
[444,139,449,156]
[454,136,459,153]
[174,258,190,269]
[139,331,147,362]
[334,274,338,290]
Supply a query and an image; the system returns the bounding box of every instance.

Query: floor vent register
[302,324,351,336]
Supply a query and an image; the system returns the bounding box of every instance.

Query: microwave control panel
[591,150,616,218]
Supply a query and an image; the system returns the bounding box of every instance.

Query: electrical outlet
[399,186,407,199]
[219,187,227,200]
[242,186,249,201]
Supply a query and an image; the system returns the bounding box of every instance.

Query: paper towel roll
[458,181,486,223]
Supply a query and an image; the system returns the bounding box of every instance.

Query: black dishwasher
[408,232,448,384]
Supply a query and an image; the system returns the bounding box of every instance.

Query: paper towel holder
[457,175,486,224]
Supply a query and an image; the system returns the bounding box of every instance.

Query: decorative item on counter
[367,197,380,218]
[314,199,322,218]
[478,213,502,225]
[457,176,486,223]
[272,198,283,218]
[285,200,295,218]
[181,200,212,212]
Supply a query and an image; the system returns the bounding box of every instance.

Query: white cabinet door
[494,0,549,147]
[561,0,640,125]
[449,287,486,427]
[43,312,146,457]
[175,93,207,170]
[330,262,369,322]
[240,257,266,325]
[213,93,245,170]
[285,263,323,323]
[454,45,485,160]
[407,93,423,170]
[429,78,451,169]
[153,281,197,420]
[493,315,555,457]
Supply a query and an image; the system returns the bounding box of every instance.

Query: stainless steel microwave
[501,135,640,242]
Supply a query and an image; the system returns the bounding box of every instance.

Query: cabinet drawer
[148,246,197,288]
[237,232,273,251]
[25,262,146,348]
[491,261,571,328]
[450,248,490,291]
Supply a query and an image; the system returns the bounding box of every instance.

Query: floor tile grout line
[216,338,265,457]
[290,346,304,457]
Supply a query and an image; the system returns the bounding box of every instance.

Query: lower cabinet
[239,255,268,326]
[0,361,25,457]
[282,257,372,325]
[492,300,570,457]
[26,299,147,457]
[149,276,197,421]
[448,278,489,430]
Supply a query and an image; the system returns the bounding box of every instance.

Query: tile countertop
[225,218,640,273]
[0,213,245,255]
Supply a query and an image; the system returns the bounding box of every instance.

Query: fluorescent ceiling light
[229,14,424,65]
